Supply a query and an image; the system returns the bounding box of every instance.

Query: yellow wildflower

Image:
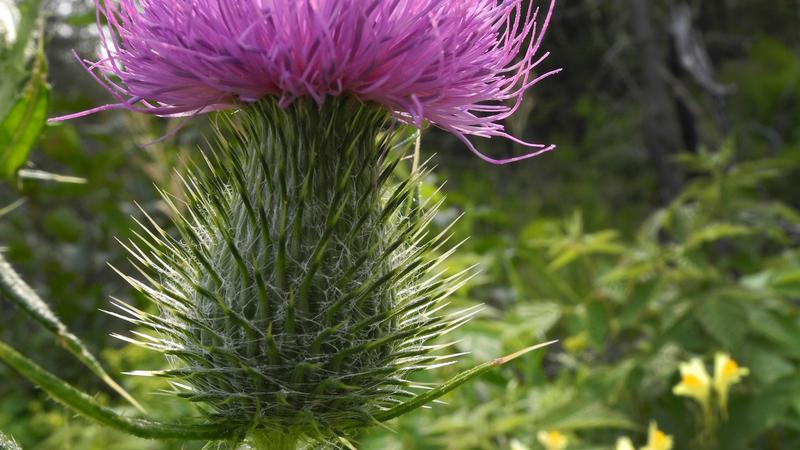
[536,430,568,450]
[713,353,749,415]
[615,436,635,450]
[672,357,711,412]
[641,422,673,450]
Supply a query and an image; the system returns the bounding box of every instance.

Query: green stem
[0,339,235,440]
[411,129,422,178]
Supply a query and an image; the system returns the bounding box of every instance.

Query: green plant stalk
[0,339,234,440]
[0,252,144,412]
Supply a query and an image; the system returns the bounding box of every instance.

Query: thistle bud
[116,98,472,447]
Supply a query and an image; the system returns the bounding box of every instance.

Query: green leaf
[510,302,562,339]
[0,39,48,179]
[746,343,795,384]
[617,279,658,329]
[0,252,145,413]
[586,300,610,347]
[539,402,639,431]
[718,376,800,447]
[768,268,800,297]
[0,0,41,117]
[696,297,748,349]
[684,222,754,249]
[747,308,800,359]
[547,230,625,271]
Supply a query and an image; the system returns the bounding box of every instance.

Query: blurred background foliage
[0,0,799,449]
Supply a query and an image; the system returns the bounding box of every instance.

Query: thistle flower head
[76,2,558,446]
[62,0,559,164]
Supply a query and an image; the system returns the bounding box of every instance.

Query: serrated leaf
[747,308,800,358]
[747,344,795,384]
[618,280,658,329]
[539,402,639,431]
[684,223,754,249]
[696,297,748,349]
[547,229,625,271]
[511,302,562,338]
[768,268,800,297]
[718,376,800,447]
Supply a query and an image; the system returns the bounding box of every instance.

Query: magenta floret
[62,0,559,163]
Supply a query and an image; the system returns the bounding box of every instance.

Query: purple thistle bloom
[59,0,559,164]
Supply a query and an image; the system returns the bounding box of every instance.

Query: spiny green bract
[0,432,20,450]
[112,98,473,444]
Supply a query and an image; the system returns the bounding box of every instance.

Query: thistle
[44,0,558,448]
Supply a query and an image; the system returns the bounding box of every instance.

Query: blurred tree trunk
[629,0,685,201]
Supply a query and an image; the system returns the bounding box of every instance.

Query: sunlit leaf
[684,223,754,249]
[0,39,48,179]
